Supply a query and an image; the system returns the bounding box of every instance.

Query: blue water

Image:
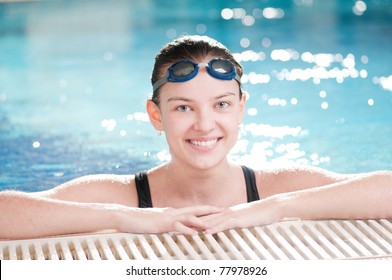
[1,0,391,192]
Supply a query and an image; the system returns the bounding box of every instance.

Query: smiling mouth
[187,138,221,147]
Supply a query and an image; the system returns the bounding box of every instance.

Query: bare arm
[0,191,222,239]
[35,174,138,206]
[277,171,392,221]
[0,191,119,239]
[0,174,223,239]
[203,170,392,233]
[0,174,137,239]
[257,164,354,198]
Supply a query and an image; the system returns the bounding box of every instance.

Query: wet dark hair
[151,35,243,105]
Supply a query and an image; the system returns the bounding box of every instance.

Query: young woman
[1,35,391,240]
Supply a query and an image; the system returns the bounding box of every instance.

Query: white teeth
[190,139,218,147]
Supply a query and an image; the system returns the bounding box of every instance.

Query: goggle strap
[152,72,169,92]
[234,74,241,84]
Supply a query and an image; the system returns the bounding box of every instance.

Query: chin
[188,157,229,171]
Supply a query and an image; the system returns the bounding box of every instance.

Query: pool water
[1,0,391,192]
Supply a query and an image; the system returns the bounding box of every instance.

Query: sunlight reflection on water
[1,0,391,191]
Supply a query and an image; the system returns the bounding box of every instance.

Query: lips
[187,137,221,148]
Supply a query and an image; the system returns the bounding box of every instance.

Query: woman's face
[151,61,246,170]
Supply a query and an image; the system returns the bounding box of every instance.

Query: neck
[157,159,241,206]
[168,157,231,179]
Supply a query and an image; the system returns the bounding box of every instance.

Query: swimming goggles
[152,58,241,92]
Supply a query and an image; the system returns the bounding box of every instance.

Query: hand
[200,199,281,234]
[116,205,224,235]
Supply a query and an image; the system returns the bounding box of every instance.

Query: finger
[177,205,225,216]
[180,215,211,230]
[198,211,222,220]
[173,221,198,235]
[205,219,236,234]
[198,211,229,225]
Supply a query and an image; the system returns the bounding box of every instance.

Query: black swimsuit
[135,165,260,208]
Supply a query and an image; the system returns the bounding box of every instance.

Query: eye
[216,101,230,109]
[176,105,191,112]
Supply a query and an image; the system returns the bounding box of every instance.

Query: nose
[193,108,215,132]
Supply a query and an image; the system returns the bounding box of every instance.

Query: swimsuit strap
[134,166,260,208]
[135,171,153,208]
[241,165,260,202]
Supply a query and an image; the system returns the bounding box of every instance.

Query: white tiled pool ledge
[1,219,392,260]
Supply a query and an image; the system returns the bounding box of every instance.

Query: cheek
[220,115,240,137]
[162,114,189,136]
[228,121,240,138]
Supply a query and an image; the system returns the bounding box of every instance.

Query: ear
[146,100,163,131]
[238,91,247,124]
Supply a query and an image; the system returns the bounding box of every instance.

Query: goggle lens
[172,61,196,77]
[210,59,233,74]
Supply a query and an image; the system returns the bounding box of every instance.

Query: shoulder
[253,163,353,198]
[38,174,139,206]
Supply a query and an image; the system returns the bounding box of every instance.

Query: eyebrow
[167,92,237,103]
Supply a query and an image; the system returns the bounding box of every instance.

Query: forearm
[0,191,119,240]
[275,171,392,221]
[0,191,223,239]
